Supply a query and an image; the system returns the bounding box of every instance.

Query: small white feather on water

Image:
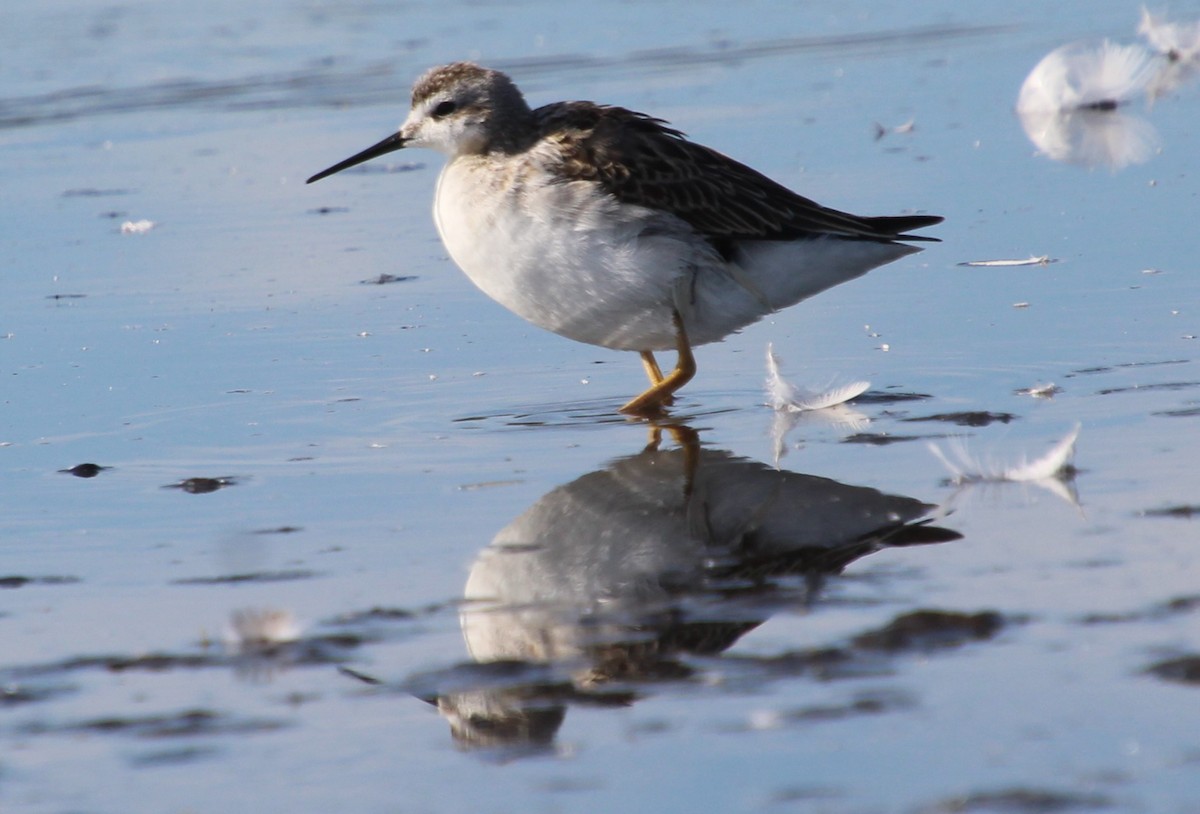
[1018,40,1157,113]
[1139,6,1200,97]
[120,219,156,234]
[766,343,869,412]
[929,424,1081,485]
[958,256,1057,268]
[224,607,301,650]
[1017,40,1161,169]
[1139,6,1200,63]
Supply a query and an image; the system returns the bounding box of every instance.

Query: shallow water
[4,1,1200,812]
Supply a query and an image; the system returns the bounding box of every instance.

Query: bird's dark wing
[535,102,941,243]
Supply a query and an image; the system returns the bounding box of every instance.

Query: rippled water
[4,0,1200,811]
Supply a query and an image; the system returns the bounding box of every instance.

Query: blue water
[4,0,1200,811]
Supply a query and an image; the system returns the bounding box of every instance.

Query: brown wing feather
[536,102,941,243]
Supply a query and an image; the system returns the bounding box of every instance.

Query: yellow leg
[640,351,664,385]
[621,311,696,416]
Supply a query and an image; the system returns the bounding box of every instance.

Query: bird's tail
[862,214,944,242]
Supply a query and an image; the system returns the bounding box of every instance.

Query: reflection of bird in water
[426,427,958,752]
[307,62,940,414]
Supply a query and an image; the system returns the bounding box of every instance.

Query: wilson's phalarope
[308,62,941,415]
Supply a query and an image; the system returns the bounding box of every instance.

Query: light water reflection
[411,426,959,754]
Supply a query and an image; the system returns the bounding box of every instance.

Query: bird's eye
[432,100,457,118]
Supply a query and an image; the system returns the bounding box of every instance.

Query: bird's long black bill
[306,131,408,184]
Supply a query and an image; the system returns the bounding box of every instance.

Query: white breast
[433,156,701,351]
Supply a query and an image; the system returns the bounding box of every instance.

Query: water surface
[3,0,1200,811]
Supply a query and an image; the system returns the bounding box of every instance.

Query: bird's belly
[432,164,920,353]
[434,171,688,351]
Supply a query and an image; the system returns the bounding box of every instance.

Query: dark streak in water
[360,273,417,285]
[128,745,219,767]
[171,569,317,585]
[902,411,1016,427]
[918,788,1112,813]
[854,390,933,405]
[61,187,132,197]
[0,575,81,589]
[0,23,1013,130]
[1079,594,1200,624]
[1096,381,1200,396]
[19,708,289,739]
[850,610,1004,652]
[1066,359,1189,377]
[1145,655,1200,685]
[841,432,936,446]
[1153,406,1200,418]
[1139,504,1200,518]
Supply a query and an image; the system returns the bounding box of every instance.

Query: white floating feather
[1018,40,1157,113]
[766,343,869,413]
[958,256,1057,268]
[929,424,1081,485]
[120,219,156,234]
[1139,6,1200,62]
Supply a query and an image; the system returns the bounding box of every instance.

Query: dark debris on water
[841,432,933,446]
[19,708,290,739]
[59,462,111,478]
[1139,504,1200,519]
[171,569,317,585]
[1144,655,1200,685]
[902,411,1017,427]
[851,610,1005,652]
[360,273,417,285]
[0,575,80,589]
[1079,593,1200,624]
[162,476,240,493]
[916,787,1112,813]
